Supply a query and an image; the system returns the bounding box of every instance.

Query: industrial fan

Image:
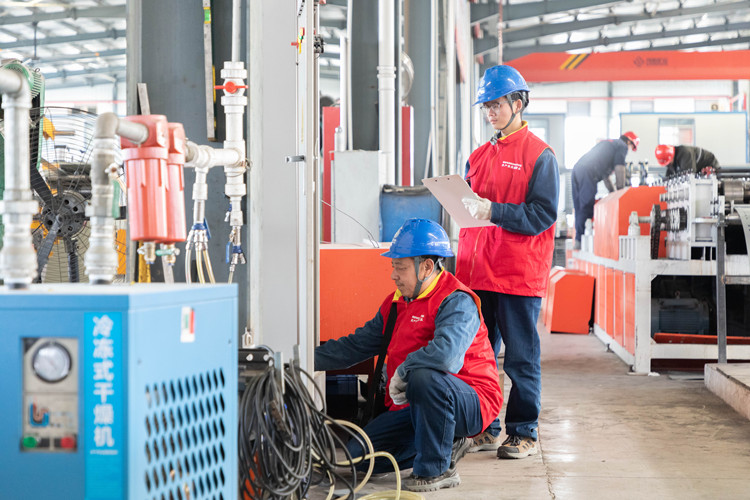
[29,106,127,283]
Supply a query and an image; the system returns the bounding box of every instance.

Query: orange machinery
[320,244,395,343]
[593,185,666,260]
[571,186,667,369]
[544,268,595,335]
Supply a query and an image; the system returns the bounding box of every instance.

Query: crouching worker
[315,218,503,492]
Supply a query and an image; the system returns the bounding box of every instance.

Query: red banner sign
[507,50,750,82]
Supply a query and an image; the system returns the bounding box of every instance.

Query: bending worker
[315,218,502,493]
[571,131,639,247]
[655,144,719,177]
[459,65,558,459]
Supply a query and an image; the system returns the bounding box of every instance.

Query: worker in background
[571,131,639,248]
[655,144,719,177]
[315,218,502,492]
[458,65,558,459]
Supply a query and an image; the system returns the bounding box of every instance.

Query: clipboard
[422,175,494,228]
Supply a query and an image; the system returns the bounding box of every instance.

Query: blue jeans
[476,291,542,440]
[346,367,483,477]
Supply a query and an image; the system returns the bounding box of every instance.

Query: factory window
[658,118,695,145]
[527,117,549,143]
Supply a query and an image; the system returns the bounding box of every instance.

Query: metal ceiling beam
[470,2,499,25]
[503,0,750,44]
[319,18,347,30]
[45,76,124,90]
[43,65,126,81]
[474,35,499,57]
[503,20,750,60]
[644,35,750,52]
[0,29,126,49]
[29,48,126,64]
[471,0,620,25]
[504,0,620,21]
[0,5,125,26]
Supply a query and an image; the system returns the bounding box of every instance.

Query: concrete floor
[312,325,750,499]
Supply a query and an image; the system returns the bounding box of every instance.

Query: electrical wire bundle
[238,353,425,500]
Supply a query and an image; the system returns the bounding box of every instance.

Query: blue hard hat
[474,65,529,105]
[381,218,454,259]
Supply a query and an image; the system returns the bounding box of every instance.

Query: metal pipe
[85,112,148,285]
[231,0,241,63]
[346,0,353,150]
[378,0,396,184]
[716,213,727,363]
[335,34,348,151]
[429,0,438,178]
[0,68,37,288]
[446,0,456,176]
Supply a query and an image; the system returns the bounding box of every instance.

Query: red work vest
[379,271,503,430]
[456,124,555,297]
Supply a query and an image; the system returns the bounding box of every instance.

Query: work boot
[496,435,538,459]
[403,468,461,492]
[467,430,502,452]
[450,436,471,468]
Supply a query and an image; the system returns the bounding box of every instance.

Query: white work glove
[388,369,408,406]
[462,195,492,220]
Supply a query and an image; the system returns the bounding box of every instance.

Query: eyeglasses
[479,99,508,113]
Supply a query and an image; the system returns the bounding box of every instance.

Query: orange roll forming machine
[570,174,750,373]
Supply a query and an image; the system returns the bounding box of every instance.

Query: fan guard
[29,106,127,283]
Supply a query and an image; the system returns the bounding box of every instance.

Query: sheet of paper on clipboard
[422,175,494,228]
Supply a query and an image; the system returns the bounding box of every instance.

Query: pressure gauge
[32,341,72,383]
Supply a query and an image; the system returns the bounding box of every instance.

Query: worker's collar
[491,121,528,145]
[392,270,444,303]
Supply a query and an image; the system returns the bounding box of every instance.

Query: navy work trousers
[475,291,542,440]
[571,169,597,243]
[346,367,483,477]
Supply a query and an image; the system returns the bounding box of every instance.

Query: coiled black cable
[238,356,367,500]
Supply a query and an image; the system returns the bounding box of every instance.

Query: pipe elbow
[95,112,120,139]
[0,68,29,100]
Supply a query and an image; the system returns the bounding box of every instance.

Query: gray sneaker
[496,435,538,459]
[403,468,461,492]
[450,436,472,467]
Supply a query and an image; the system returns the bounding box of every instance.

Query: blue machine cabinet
[0,283,238,500]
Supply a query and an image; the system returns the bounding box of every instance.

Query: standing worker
[458,65,559,459]
[316,218,502,492]
[655,144,719,177]
[571,132,639,248]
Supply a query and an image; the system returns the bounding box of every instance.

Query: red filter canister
[164,123,187,243]
[121,115,169,242]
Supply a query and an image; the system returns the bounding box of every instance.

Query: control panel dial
[32,341,72,383]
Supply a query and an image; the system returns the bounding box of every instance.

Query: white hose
[202,249,216,284]
[330,419,426,500]
[196,248,205,284]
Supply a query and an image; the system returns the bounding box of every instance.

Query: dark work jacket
[666,145,719,177]
[572,138,628,183]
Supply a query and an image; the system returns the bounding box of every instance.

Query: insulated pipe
[0,68,36,288]
[335,35,349,151]
[378,0,396,184]
[231,0,241,63]
[184,140,242,226]
[218,59,248,282]
[346,0,353,150]
[446,0,456,176]
[86,112,149,284]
